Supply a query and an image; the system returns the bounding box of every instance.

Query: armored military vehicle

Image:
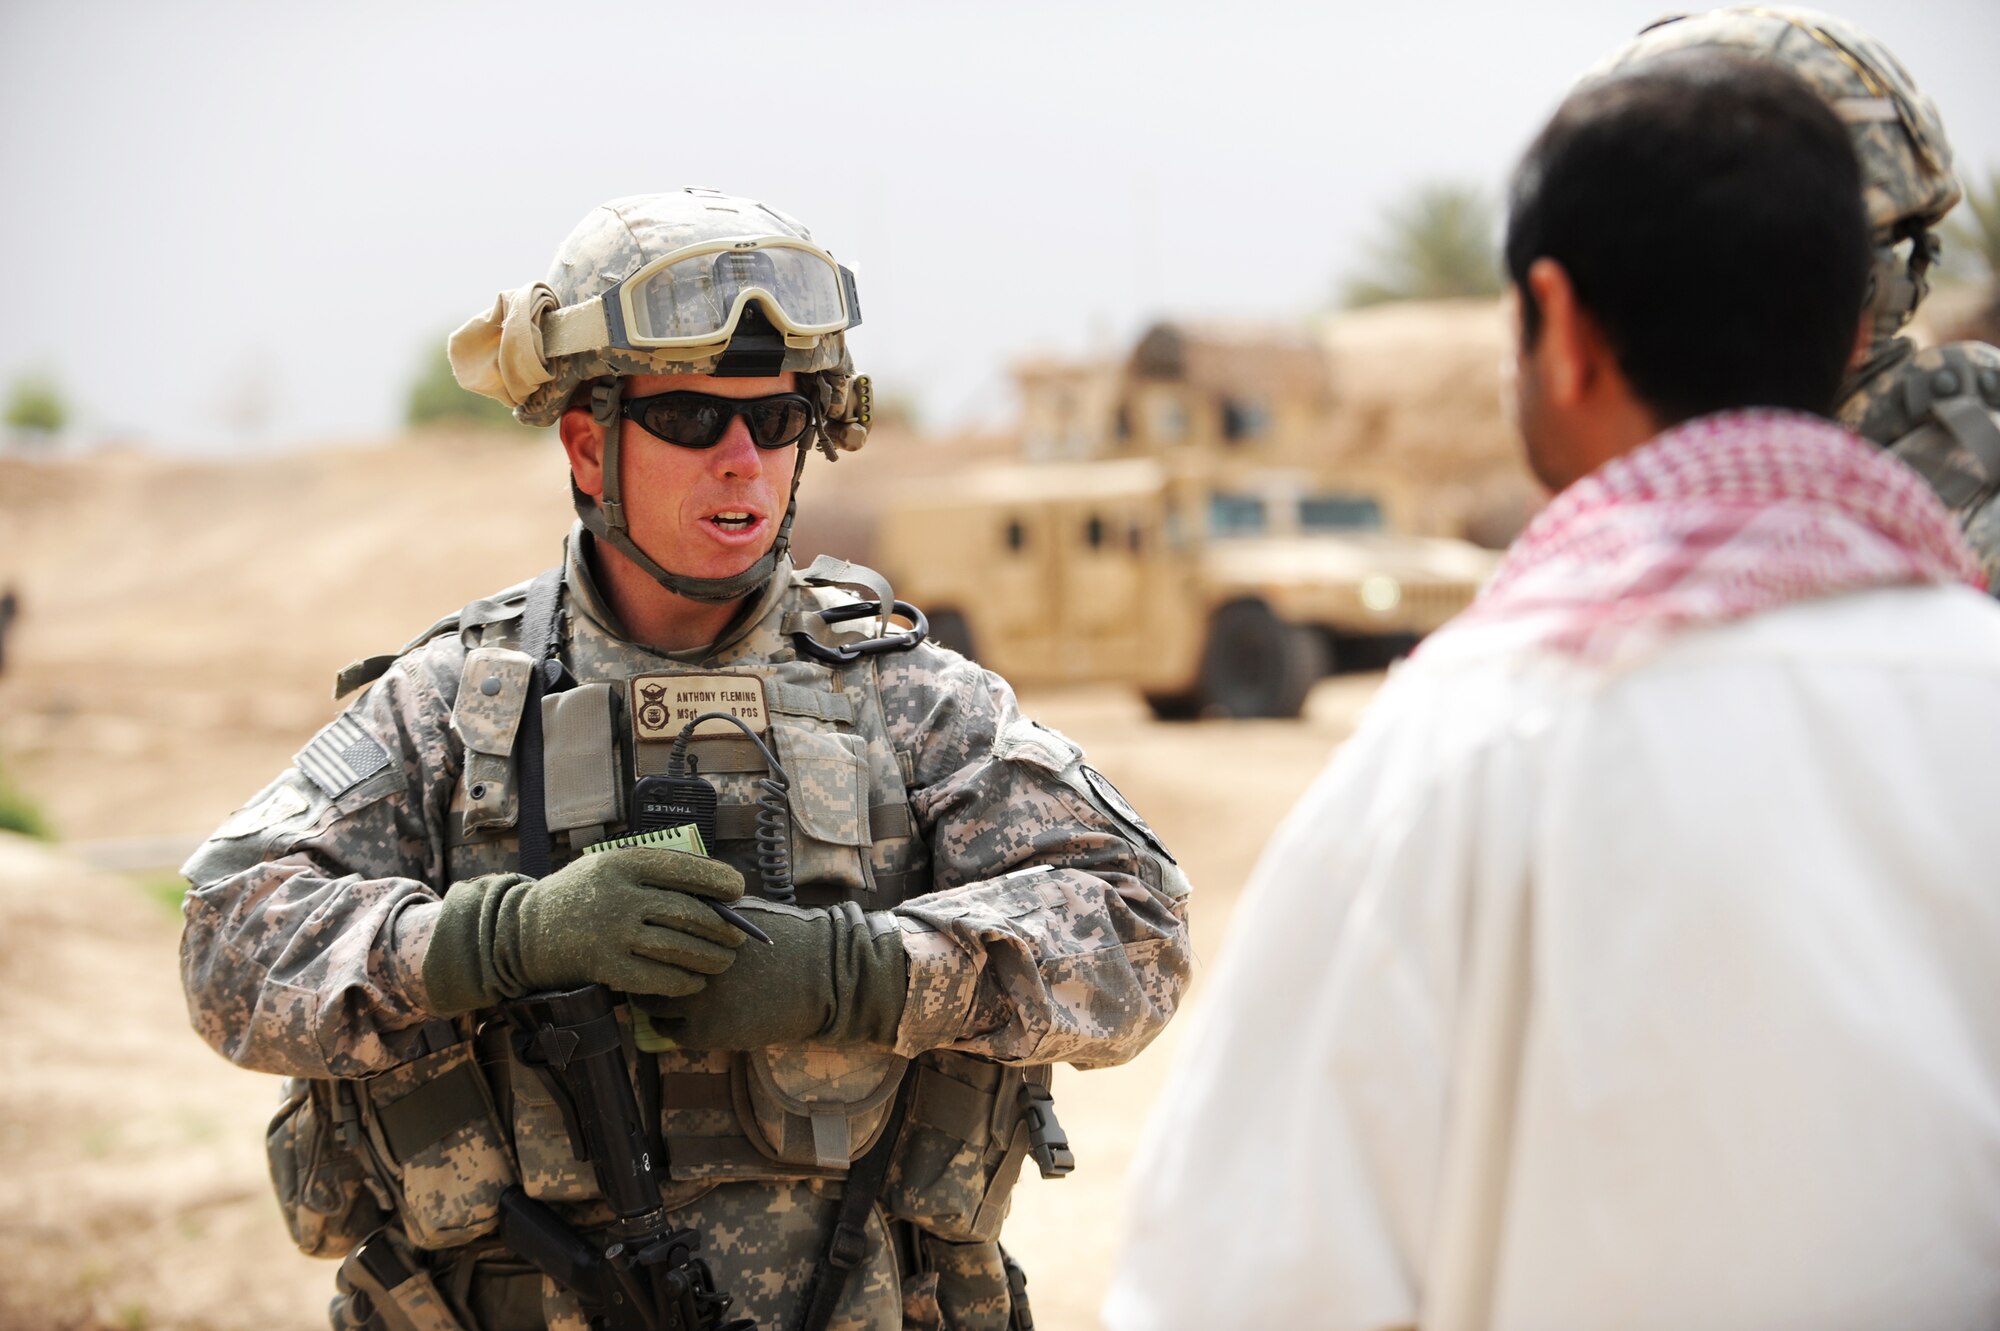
[879,457,1494,718]
[873,319,1504,718]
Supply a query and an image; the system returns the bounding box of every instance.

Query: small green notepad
[585,823,705,1051]
[582,823,708,857]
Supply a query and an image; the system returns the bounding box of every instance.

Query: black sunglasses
[620,390,818,450]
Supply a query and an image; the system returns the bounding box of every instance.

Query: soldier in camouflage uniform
[179,189,1192,1331]
[1599,6,2000,590]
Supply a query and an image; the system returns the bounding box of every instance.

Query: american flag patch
[296,714,392,797]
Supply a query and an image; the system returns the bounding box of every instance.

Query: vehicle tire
[1195,601,1328,719]
[927,609,978,662]
[1142,691,1202,722]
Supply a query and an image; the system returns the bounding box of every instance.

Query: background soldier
[179,190,1191,1331]
[1600,5,2000,591]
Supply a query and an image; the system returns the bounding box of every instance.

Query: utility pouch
[334,1228,468,1331]
[359,1035,516,1250]
[915,1233,1015,1331]
[768,722,875,897]
[267,1076,392,1259]
[735,1045,909,1170]
[885,1055,1068,1244]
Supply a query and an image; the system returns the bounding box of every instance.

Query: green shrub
[0,759,50,840]
[136,872,189,915]
[1341,182,1503,308]
[406,341,533,433]
[4,369,67,440]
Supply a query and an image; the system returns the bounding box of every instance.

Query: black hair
[1504,53,1870,424]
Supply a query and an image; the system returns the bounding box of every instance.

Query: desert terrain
[0,428,1386,1330]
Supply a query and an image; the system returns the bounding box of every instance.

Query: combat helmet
[448,188,873,603]
[1598,7,1960,356]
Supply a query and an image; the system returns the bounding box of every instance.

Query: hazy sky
[3,0,1995,453]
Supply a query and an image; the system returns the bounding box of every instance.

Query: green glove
[422,847,748,1016]
[635,900,908,1051]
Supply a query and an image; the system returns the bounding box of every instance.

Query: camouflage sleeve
[178,637,465,1080]
[876,645,1192,1069]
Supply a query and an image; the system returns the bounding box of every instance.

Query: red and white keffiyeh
[1456,409,1984,663]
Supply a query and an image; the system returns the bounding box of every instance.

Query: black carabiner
[791,600,929,665]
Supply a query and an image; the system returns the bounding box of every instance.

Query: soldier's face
[564,371,802,584]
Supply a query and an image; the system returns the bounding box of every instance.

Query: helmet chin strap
[1843,228,1941,407]
[573,376,809,605]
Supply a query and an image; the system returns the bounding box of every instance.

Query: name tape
[631,672,770,741]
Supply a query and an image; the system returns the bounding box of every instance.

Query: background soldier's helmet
[1597,7,1961,341]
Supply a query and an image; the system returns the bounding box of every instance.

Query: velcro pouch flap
[992,717,1079,775]
[452,647,533,834]
[452,648,534,756]
[738,1046,909,1170]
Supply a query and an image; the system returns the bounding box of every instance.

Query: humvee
[877,456,1497,719]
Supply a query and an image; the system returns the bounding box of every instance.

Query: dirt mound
[0,833,324,1331]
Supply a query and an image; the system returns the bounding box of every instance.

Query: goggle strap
[543,300,612,358]
[840,267,864,331]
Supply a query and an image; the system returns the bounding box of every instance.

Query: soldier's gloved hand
[634,900,908,1050]
[420,847,749,1016]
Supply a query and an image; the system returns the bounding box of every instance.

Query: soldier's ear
[560,403,607,499]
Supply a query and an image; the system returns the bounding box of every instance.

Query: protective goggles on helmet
[621,390,819,450]
[543,236,862,358]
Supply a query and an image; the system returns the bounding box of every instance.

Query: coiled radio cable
[668,712,795,903]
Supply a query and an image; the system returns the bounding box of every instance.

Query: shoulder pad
[332,575,539,700]
[795,554,893,605]
[1845,343,2000,453]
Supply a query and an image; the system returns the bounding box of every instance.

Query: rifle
[501,983,753,1331]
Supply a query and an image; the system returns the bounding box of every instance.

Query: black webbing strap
[794,1071,919,1331]
[514,567,566,878]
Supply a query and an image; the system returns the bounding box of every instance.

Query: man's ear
[559,405,607,500]
[1848,309,1874,371]
[1525,257,1600,410]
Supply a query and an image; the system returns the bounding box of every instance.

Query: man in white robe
[1104,49,2000,1331]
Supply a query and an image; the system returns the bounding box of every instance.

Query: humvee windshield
[1208,493,1267,535]
[1299,494,1385,532]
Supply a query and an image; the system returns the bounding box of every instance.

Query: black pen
[707,899,774,945]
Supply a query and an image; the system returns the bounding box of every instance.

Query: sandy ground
[0,437,1385,1329]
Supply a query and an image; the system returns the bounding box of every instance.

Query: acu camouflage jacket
[178,528,1192,1331]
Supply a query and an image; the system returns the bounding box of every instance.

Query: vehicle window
[1299,494,1385,531]
[1221,398,1270,443]
[1208,493,1267,536]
